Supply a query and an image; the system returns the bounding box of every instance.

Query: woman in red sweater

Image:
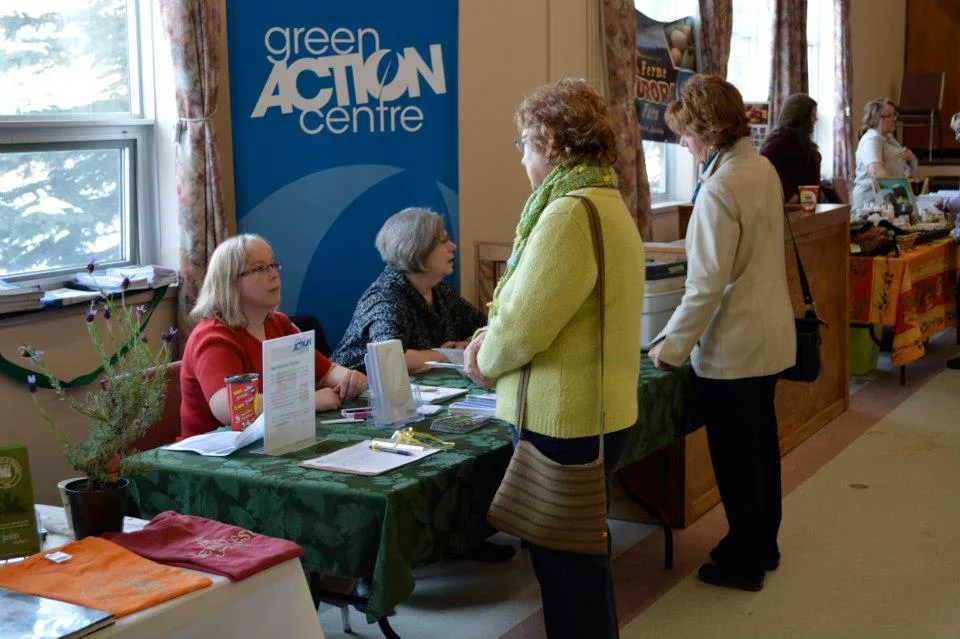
[179,234,366,437]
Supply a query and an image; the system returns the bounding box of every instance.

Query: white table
[34,505,325,639]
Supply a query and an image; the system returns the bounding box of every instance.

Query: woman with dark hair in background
[760,93,821,203]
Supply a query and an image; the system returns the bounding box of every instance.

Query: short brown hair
[515,78,617,165]
[664,74,750,150]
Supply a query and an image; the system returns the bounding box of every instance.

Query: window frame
[0,0,158,288]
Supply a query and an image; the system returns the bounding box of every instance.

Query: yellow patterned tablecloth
[850,239,958,366]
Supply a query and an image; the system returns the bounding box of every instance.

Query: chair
[896,71,946,162]
[131,361,182,451]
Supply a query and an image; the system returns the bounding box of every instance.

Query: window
[635,0,698,203]
[727,0,775,103]
[0,0,155,282]
[807,0,836,178]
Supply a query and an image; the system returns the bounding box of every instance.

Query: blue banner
[226,2,459,347]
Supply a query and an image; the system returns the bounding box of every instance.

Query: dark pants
[510,426,631,639]
[696,373,782,574]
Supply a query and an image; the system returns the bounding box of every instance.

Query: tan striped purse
[486,194,609,555]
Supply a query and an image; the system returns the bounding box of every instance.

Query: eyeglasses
[239,260,282,277]
[513,135,526,152]
[880,112,898,120]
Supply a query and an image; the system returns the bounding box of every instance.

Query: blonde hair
[191,234,268,328]
[664,74,750,150]
[375,208,447,273]
[859,98,895,139]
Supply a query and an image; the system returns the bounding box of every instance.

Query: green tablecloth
[127,358,697,622]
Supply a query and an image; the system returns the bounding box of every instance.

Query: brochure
[164,416,265,457]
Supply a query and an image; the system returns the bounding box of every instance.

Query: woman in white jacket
[648,74,796,592]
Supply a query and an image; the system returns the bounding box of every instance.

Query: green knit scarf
[487,160,618,319]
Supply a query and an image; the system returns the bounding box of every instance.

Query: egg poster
[634,11,698,143]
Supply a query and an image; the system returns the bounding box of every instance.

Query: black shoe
[456,540,516,563]
[697,562,764,592]
[947,356,960,370]
[761,556,780,571]
[710,547,779,571]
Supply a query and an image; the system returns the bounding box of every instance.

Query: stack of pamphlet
[448,392,497,417]
[0,279,43,314]
[365,339,418,428]
[72,265,177,294]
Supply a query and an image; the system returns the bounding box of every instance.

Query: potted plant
[20,268,177,539]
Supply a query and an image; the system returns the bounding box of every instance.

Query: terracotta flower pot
[61,477,129,539]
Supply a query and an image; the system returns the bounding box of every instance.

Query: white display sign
[262,330,316,455]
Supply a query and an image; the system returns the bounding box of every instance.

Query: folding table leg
[616,471,674,569]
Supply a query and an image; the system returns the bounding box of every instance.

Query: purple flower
[27,374,37,393]
[136,304,147,316]
[31,350,44,361]
[86,258,96,274]
[85,311,96,323]
[160,327,178,344]
[102,306,111,320]
[99,379,108,391]
[140,334,148,343]
[121,276,130,290]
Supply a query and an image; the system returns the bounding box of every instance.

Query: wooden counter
[615,204,851,527]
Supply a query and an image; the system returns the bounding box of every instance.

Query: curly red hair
[515,78,618,165]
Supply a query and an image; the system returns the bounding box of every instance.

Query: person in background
[180,234,366,438]
[647,74,796,593]
[760,93,821,203]
[852,98,919,209]
[464,78,645,639]
[332,208,486,373]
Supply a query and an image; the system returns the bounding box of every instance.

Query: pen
[342,406,371,413]
[369,445,414,456]
[320,418,362,424]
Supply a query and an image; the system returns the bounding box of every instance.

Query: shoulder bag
[780,209,828,383]
[486,194,609,555]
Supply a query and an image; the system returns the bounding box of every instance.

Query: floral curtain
[769,0,808,124]
[833,0,855,181]
[158,0,228,350]
[602,0,651,236]
[697,0,733,78]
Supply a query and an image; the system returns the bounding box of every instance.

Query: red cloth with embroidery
[102,511,303,581]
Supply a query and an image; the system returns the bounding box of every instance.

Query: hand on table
[440,340,471,349]
[315,387,342,412]
[336,369,367,400]
[463,333,495,388]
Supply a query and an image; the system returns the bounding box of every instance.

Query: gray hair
[951,112,960,130]
[191,234,267,328]
[375,208,446,273]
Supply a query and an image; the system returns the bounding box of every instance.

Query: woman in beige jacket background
[648,74,795,593]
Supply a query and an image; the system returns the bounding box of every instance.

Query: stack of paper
[72,271,149,294]
[448,393,497,417]
[163,415,265,457]
[41,287,101,309]
[300,439,440,475]
[105,265,178,288]
[0,279,43,314]
[365,339,418,428]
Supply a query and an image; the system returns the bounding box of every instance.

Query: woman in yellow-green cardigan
[464,78,644,639]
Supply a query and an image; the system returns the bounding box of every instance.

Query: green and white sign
[0,446,40,560]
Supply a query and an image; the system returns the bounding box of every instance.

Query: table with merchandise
[127,359,698,635]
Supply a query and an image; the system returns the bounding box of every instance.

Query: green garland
[0,286,169,390]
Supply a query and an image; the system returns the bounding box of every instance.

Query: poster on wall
[746,103,770,151]
[634,11,697,143]
[226,2,458,347]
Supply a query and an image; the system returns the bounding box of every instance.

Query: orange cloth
[0,536,211,617]
[850,240,958,366]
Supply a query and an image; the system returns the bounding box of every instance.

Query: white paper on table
[262,330,316,455]
[164,415,265,456]
[417,404,444,416]
[424,360,464,371]
[432,348,465,366]
[413,385,469,403]
[299,439,440,475]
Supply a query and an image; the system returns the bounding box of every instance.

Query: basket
[896,233,919,252]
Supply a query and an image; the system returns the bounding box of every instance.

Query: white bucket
[641,284,684,348]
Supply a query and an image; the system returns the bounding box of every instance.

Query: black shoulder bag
[781,210,828,383]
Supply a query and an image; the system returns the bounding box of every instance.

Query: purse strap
[515,194,607,460]
[783,208,815,310]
